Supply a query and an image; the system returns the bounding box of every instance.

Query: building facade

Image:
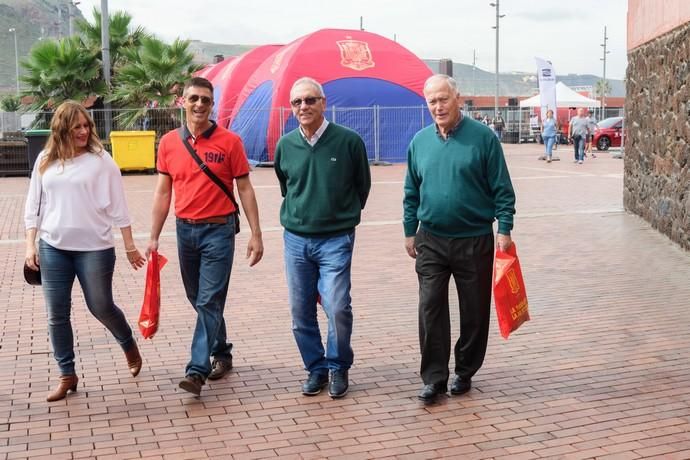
[625,0,690,250]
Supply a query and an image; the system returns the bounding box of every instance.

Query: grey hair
[423,74,459,95]
[291,77,325,97]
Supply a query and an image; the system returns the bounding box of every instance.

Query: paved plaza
[2,143,690,459]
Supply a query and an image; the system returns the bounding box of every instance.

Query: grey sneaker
[208,356,233,380]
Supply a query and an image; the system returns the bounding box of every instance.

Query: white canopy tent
[518,81,601,144]
[520,81,601,108]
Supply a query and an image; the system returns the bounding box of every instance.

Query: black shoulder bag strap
[177,128,241,232]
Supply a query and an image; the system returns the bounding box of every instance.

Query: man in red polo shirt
[147,77,264,396]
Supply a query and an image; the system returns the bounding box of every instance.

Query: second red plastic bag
[138,251,168,339]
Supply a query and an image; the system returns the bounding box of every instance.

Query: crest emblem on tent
[336,39,375,71]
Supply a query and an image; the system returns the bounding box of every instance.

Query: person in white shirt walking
[24,101,146,402]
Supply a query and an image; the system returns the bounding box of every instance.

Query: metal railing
[0,104,627,174]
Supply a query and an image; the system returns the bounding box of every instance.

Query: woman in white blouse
[24,101,147,402]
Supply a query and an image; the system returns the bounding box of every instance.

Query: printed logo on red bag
[507,269,521,294]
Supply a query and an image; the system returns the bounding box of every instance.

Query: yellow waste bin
[110,131,156,171]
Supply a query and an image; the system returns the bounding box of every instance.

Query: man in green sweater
[274,77,371,399]
[403,74,516,403]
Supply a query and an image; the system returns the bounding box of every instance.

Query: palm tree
[109,36,201,131]
[20,36,106,111]
[0,95,21,112]
[593,79,611,99]
[75,8,148,74]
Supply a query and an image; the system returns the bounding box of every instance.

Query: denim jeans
[573,135,585,161]
[176,218,235,378]
[283,230,355,375]
[543,135,556,156]
[39,240,135,375]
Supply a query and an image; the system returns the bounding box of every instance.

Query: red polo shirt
[157,122,250,220]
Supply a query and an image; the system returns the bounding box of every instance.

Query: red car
[593,116,624,151]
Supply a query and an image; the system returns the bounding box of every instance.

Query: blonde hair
[39,101,103,174]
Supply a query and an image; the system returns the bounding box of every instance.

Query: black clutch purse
[23,262,42,286]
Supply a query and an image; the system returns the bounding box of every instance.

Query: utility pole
[490,1,505,117]
[56,5,62,38]
[101,0,112,139]
[9,27,19,94]
[472,49,477,96]
[600,26,610,120]
[68,1,81,37]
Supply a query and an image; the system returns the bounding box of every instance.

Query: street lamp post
[69,1,81,37]
[600,26,610,120]
[489,1,505,118]
[9,27,19,95]
[101,0,112,139]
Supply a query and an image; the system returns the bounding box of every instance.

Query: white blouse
[24,150,132,251]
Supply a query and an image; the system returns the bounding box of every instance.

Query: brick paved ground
[1,143,690,460]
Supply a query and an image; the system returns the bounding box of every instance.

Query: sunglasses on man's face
[290,96,322,107]
[187,94,212,105]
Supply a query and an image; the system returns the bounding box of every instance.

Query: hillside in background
[0,0,84,93]
[0,2,624,98]
[187,40,256,64]
[424,60,625,98]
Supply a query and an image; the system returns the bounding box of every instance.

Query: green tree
[0,95,21,112]
[75,8,148,73]
[109,36,201,130]
[594,79,611,99]
[20,36,105,111]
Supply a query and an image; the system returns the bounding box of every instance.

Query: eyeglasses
[187,95,212,105]
[290,96,322,107]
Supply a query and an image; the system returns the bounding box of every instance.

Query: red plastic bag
[138,251,167,339]
[493,243,530,339]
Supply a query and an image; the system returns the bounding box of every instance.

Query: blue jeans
[573,135,585,161]
[283,230,355,374]
[39,240,135,375]
[543,135,556,156]
[176,218,235,378]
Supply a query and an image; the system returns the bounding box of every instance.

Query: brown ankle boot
[46,374,78,402]
[124,342,142,377]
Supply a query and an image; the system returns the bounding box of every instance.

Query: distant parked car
[593,116,624,151]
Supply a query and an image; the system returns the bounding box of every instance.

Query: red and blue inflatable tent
[228,28,434,162]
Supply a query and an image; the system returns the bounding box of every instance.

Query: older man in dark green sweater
[403,74,516,403]
[275,77,371,399]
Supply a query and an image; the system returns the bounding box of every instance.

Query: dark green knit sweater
[274,123,371,235]
[403,117,515,238]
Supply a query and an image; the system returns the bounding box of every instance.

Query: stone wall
[624,21,690,250]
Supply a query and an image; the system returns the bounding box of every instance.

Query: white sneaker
[578,160,583,164]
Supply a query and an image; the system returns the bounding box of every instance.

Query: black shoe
[417,383,447,402]
[328,370,349,399]
[450,375,472,395]
[301,372,329,396]
[179,374,205,396]
[208,356,233,380]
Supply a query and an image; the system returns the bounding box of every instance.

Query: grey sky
[78,0,628,80]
